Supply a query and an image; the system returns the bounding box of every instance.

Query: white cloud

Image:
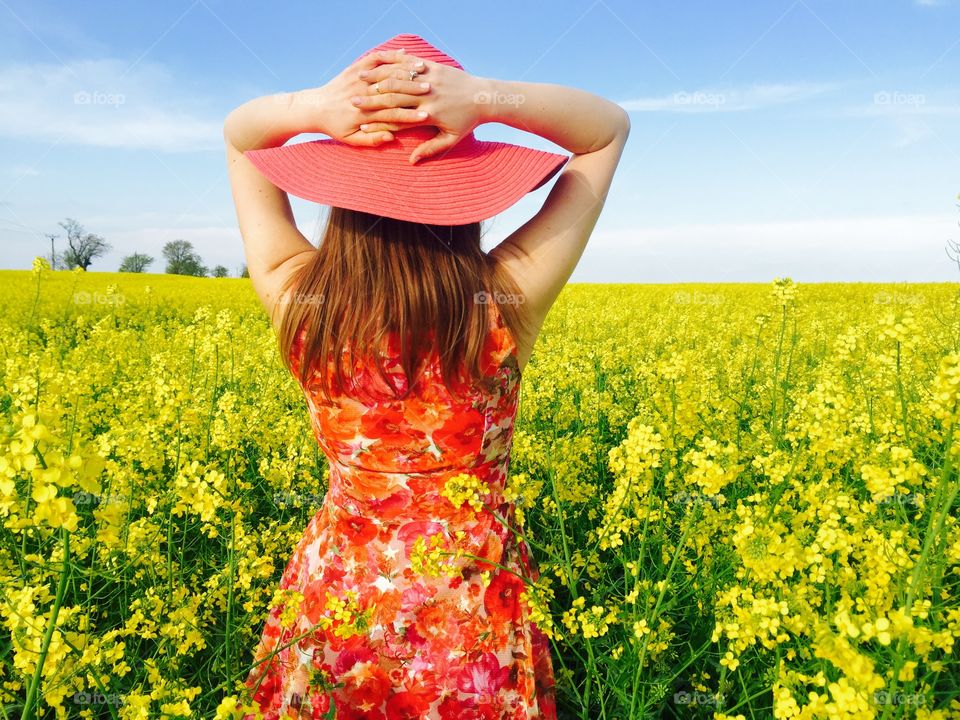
[621,82,837,113]
[843,93,960,147]
[568,214,960,282]
[0,59,222,152]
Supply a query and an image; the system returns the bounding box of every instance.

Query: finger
[352,92,428,111]
[377,49,429,66]
[378,48,408,63]
[409,133,458,165]
[353,48,402,72]
[347,129,394,146]
[354,47,425,72]
[351,92,412,110]
[361,107,430,124]
[359,122,403,133]
[366,77,431,96]
[357,59,428,82]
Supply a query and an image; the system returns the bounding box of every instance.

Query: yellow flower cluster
[519,573,560,640]
[632,617,651,639]
[313,588,372,640]
[561,596,618,639]
[925,350,960,437]
[859,442,927,503]
[409,530,465,579]
[171,459,230,538]
[31,256,51,275]
[731,511,806,584]
[878,308,919,348]
[503,470,543,529]
[711,584,791,654]
[1,411,104,532]
[682,434,741,496]
[629,614,672,661]
[440,471,488,512]
[608,418,664,483]
[543,433,599,505]
[598,418,664,550]
[268,588,305,630]
[771,276,797,307]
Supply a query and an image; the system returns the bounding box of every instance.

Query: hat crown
[354,33,464,70]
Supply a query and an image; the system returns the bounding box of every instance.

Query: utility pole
[44,233,58,270]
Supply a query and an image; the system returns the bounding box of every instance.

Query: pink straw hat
[243,33,570,226]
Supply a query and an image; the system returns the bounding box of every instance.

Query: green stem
[22,528,71,720]
[546,446,595,718]
[630,506,699,718]
[225,511,236,685]
[769,304,787,444]
[28,270,42,326]
[879,424,956,720]
[895,341,910,443]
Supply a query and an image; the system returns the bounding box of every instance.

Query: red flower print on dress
[484,567,526,628]
[336,513,379,546]
[458,652,512,700]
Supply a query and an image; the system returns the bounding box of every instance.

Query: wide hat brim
[244,129,569,226]
[243,33,570,225]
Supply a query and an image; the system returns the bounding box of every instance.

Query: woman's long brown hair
[273,207,530,404]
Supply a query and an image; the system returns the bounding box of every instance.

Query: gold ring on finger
[409,70,418,81]
[374,82,383,94]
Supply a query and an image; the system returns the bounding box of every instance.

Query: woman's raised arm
[481,79,631,355]
[223,48,431,325]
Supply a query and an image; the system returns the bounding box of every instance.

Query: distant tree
[212,265,229,278]
[239,264,250,278]
[162,240,207,276]
[119,253,154,273]
[59,218,111,271]
[947,193,960,273]
[947,239,960,273]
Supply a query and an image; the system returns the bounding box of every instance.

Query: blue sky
[0,0,958,281]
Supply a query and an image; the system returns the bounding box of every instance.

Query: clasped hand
[306,47,487,165]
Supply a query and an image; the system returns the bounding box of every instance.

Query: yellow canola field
[1,262,959,719]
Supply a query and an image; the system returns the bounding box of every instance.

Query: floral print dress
[242,299,558,720]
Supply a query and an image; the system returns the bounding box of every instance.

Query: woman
[224,33,629,720]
